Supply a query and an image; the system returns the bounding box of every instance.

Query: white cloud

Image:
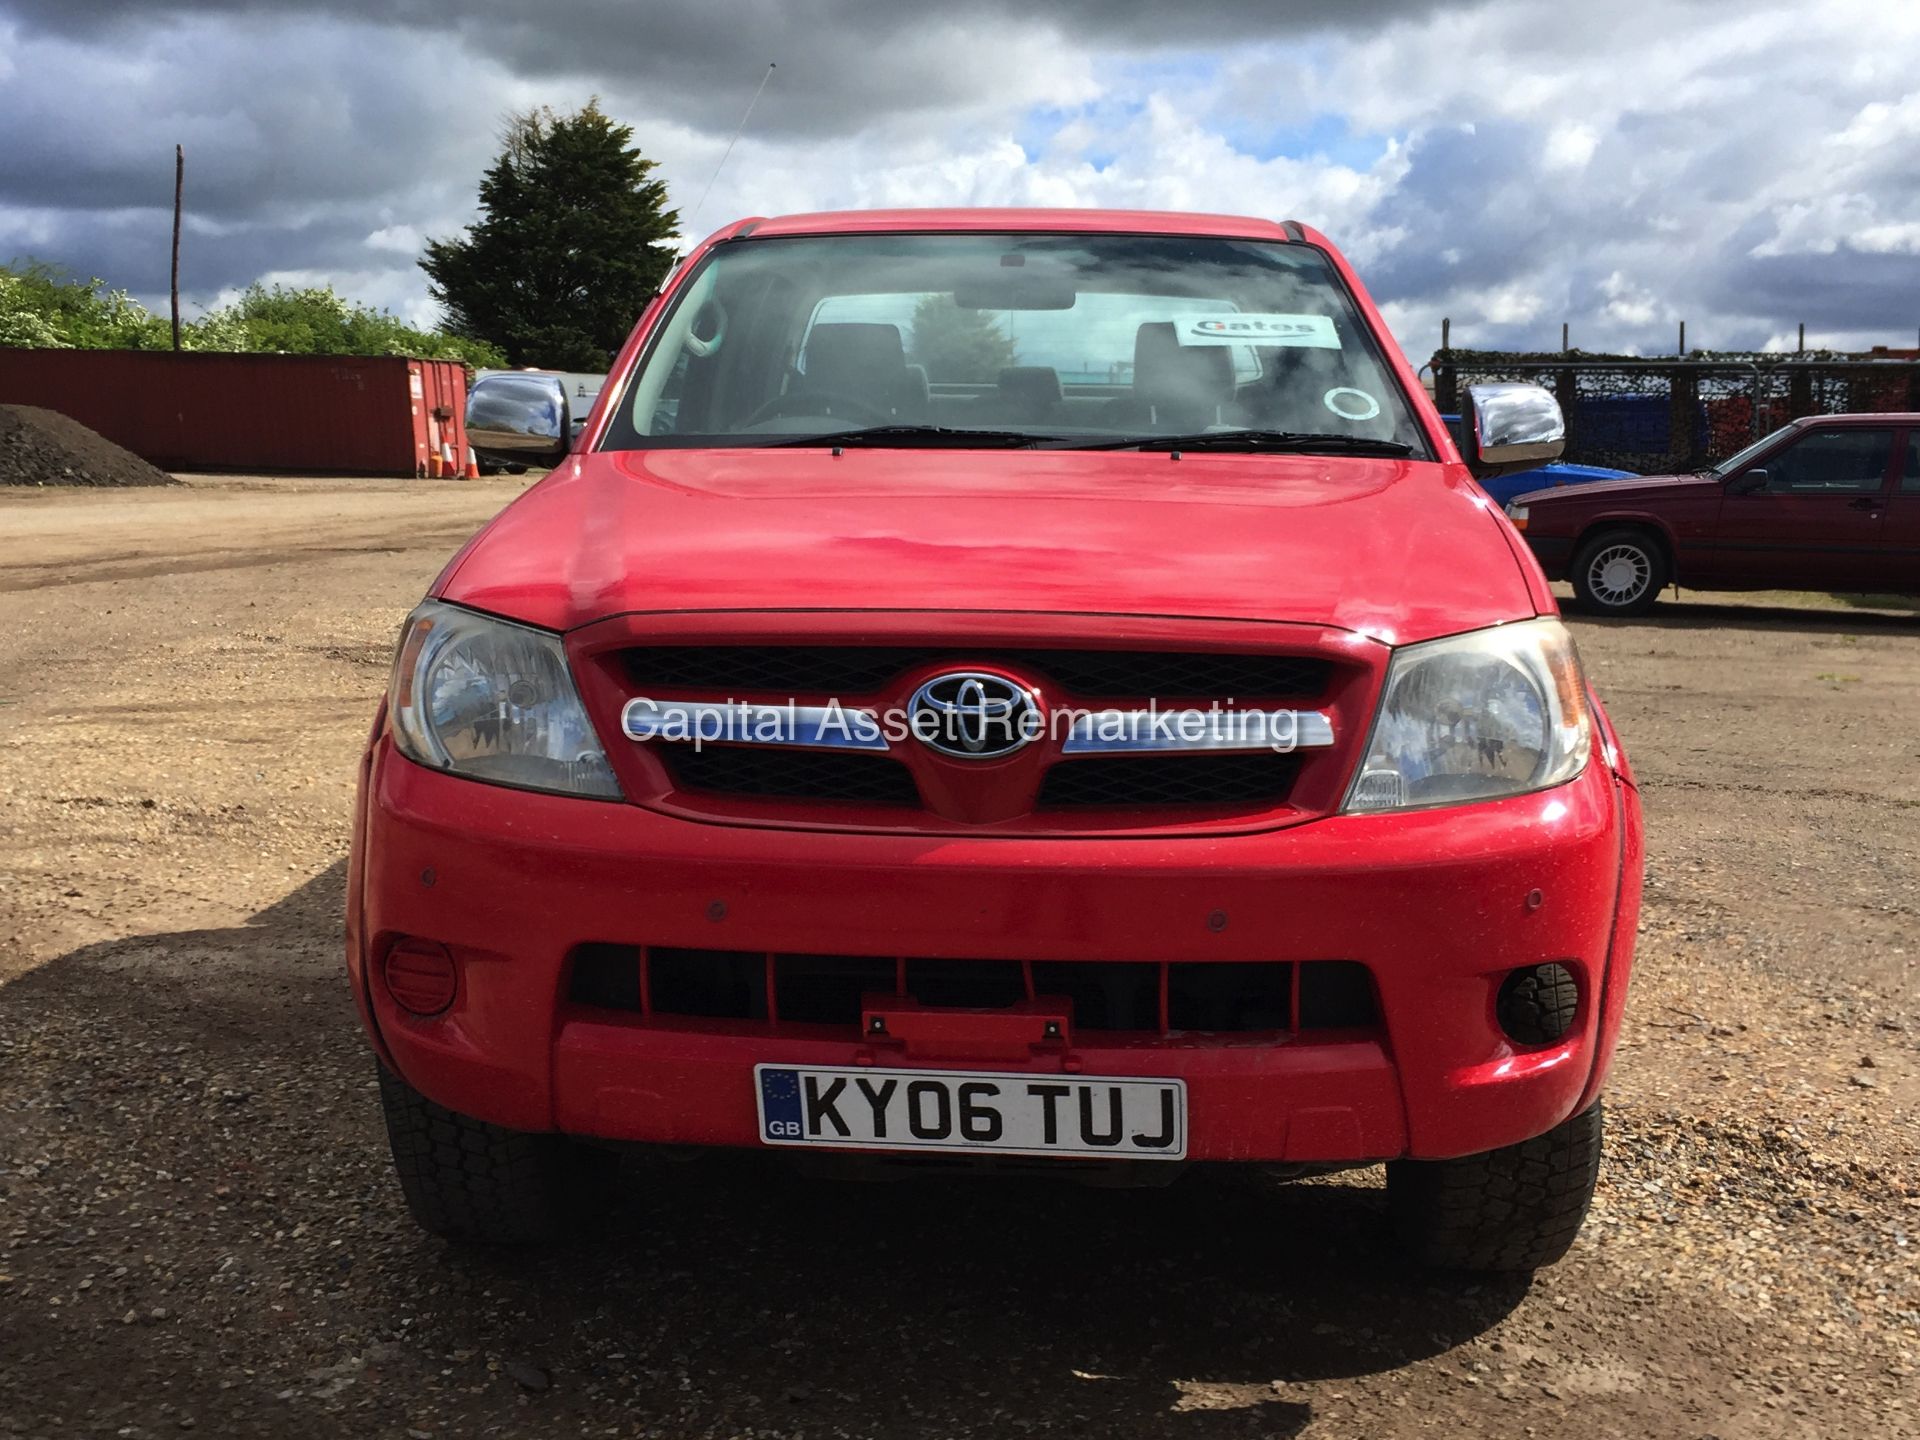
[1599,272,1660,328]
[4,0,1918,357]
[365,224,423,255]
[1542,122,1596,172]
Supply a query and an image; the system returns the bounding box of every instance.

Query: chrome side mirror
[466,373,571,465]
[1464,383,1565,476]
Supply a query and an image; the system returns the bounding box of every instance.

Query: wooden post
[170,144,184,353]
[1669,363,1700,470]
[1555,365,1578,460]
[1434,318,1457,414]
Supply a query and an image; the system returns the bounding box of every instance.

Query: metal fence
[1428,356,1920,474]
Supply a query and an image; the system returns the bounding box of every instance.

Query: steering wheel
[745,389,894,427]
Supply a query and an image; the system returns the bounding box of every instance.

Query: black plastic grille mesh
[567,946,1379,1035]
[653,744,921,806]
[626,646,1331,699]
[1037,753,1301,809]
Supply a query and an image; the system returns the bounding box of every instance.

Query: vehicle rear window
[601,231,1426,454]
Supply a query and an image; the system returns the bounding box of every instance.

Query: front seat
[996,366,1063,424]
[1114,321,1236,431]
[797,322,916,418]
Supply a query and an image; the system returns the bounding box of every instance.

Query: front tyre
[1387,1101,1604,1272]
[1570,529,1668,616]
[377,1064,612,1244]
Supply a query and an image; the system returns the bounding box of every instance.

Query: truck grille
[568,944,1379,1037]
[626,645,1332,700]
[595,638,1356,829]
[1036,753,1300,808]
[656,745,921,807]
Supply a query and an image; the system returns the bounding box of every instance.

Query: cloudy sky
[2,0,1917,358]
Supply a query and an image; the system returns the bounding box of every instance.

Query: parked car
[1510,413,1920,615]
[351,209,1642,1272]
[1439,413,1637,506]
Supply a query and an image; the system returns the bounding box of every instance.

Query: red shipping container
[0,349,469,477]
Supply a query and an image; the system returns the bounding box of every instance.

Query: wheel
[1386,1101,1604,1272]
[1570,528,1668,616]
[376,1063,612,1244]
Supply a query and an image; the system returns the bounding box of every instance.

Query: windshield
[601,231,1429,455]
[1709,422,1801,478]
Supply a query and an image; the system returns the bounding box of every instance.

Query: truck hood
[439,447,1540,644]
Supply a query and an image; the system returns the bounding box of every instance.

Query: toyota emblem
[907,671,1040,760]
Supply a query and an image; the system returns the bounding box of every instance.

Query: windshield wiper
[1058,429,1417,456]
[764,425,1051,449]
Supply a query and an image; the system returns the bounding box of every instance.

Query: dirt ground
[1,475,1915,1440]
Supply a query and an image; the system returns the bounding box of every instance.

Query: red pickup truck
[348,208,1642,1272]
[1511,413,1920,615]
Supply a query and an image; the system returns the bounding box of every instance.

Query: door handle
[1847,496,1884,513]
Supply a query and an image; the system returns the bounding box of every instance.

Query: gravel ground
[1,475,1915,1439]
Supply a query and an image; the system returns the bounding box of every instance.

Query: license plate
[754,1064,1187,1160]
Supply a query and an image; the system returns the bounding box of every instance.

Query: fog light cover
[384,938,458,1016]
[1496,962,1578,1045]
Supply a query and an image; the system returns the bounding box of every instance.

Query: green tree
[907,294,1017,382]
[420,101,680,370]
[0,264,502,367]
[0,271,67,348]
[0,264,170,349]
[191,284,505,367]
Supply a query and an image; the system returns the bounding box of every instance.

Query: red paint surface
[0,349,468,476]
[348,209,1644,1165]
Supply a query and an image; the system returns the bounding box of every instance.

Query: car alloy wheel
[1586,542,1652,608]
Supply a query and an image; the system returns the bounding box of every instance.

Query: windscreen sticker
[1171,313,1340,349]
[1323,387,1381,421]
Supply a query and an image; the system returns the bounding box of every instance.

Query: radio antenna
[683,62,775,245]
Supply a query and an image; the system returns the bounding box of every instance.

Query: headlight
[388,601,621,799]
[1343,618,1590,813]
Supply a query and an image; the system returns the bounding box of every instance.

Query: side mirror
[466,374,570,465]
[1727,468,1767,495]
[1464,383,1565,477]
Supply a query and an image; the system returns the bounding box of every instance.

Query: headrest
[802,323,907,391]
[903,363,931,407]
[996,365,1063,415]
[1132,321,1234,413]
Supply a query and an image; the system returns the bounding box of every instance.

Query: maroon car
[1510,413,1920,615]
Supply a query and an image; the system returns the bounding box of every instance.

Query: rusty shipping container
[0,349,470,476]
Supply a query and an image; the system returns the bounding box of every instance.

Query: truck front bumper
[347,738,1640,1165]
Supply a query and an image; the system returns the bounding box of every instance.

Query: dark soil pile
[0,404,177,487]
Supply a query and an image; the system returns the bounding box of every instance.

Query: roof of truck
[722,208,1307,242]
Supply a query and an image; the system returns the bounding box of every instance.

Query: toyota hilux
[348,208,1642,1271]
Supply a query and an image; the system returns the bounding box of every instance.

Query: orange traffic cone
[463,446,480,480]
[441,441,456,476]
